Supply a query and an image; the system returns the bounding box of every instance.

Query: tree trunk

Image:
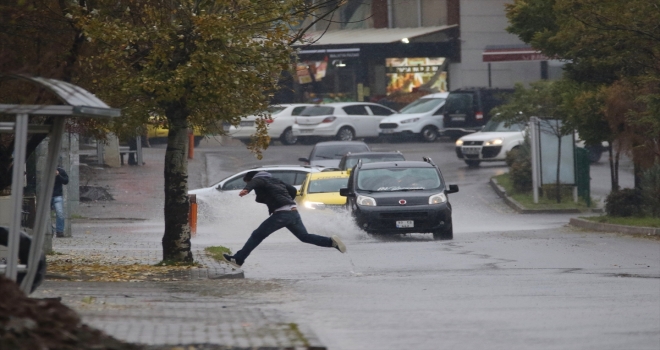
[162,102,193,263]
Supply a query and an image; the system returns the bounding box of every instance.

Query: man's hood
[253,171,272,179]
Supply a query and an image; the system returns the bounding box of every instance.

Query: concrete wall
[449,0,547,89]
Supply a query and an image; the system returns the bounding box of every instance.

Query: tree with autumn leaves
[505,0,660,192]
[1,0,342,263]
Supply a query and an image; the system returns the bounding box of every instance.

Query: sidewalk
[31,144,326,349]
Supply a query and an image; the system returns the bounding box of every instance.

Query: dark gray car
[298,141,370,168]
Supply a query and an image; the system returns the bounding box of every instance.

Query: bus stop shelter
[0,75,120,294]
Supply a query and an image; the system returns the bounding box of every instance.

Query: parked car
[442,87,514,139]
[296,171,350,211]
[227,104,314,145]
[292,102,397,143]
[298,141,371,168]
[455,120,526,167]
[337,151,406,171]
[378,92,449,142]
[340,157,459,240]
[188,165,325,212]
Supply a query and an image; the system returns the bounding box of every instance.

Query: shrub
[506,140,532,193]
[605,188,642,217]
[640,163,660,217]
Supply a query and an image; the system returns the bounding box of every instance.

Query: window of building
[391,0,448,28]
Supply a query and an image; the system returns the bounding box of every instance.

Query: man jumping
[223,171,346,267]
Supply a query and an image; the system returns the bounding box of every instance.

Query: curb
[489,177,601,214]
[569,217,660,236]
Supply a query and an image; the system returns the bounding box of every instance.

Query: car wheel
[336,127,355,141]
[433,223,453,240]
[465,160,481,167]
[279,128,298,145]
[420,126,439,142]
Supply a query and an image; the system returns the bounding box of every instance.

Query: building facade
[289,0,560,107]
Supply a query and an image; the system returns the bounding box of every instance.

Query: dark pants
[234,210,332,262]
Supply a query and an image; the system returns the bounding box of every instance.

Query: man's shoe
[55,232,64,238]
[222,253,243,268]
[331,235,346,253]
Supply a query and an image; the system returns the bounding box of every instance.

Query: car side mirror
[215,185,223,191]
[339,188,353,197]
[298,157,309,164]
[446,184,459,194]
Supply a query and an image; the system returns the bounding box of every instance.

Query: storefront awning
[298,25,458,47]
[482,44,548,62]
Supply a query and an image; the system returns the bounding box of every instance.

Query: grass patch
[70,213,86,219]
[155,260,201,267]
[288,323,310,347]
[582,216,660,228]
[204,246,232,262]
[494,173,591,210]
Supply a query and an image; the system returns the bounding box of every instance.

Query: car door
[444,92,475,128]
[342,105,371,137]
[366,105,396,136]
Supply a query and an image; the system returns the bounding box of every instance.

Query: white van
[378,92,448,142]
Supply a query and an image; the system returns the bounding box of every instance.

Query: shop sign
[386,57,448,95]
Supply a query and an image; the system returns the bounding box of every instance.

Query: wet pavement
[31,144,326,349]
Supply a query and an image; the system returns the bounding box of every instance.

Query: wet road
[192,138,658,350]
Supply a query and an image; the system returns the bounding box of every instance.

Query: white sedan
[455,120,525,167]
[292,102,397,142]
[227,104,314,145]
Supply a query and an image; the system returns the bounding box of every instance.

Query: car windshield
[308,177,349,194]
[300,106,334,116]
[398,98,445,114]
[313,144,370,160]
[482,120,524,132]
[267,106,287,115]
[344,154,405,170]
[357,168,442,191]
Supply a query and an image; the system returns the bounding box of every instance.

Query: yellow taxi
[296,171,350,210]
[146,116,205,146]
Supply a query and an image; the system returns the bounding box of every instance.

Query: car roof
[248,164,324,170]
[358,161,435,169]
[420,92,449,99]
[314,141,369,147]
[308,171,350,180]
[343,151,402,157]
[313,102,392,108]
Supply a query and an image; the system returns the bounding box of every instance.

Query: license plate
[462,147,480,155]
[300,129,313,134]
[381,129,395,134]
[240,121,254,127]
[396,220,414,228]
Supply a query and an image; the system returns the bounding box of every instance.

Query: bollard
[188,194,197,237]
[188,130,194,160]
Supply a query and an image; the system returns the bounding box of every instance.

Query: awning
[482,44,548,62]
[298,25,458,47]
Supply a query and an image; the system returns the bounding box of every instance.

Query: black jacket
[243,175,297,214]
[52,167,69,197]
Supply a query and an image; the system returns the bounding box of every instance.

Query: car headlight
[356,195,377,206]
[303,201,326,210]
[429,193,447,204]
[400,118,420,124]
[455,139,464,146]
[484,138,503,146]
